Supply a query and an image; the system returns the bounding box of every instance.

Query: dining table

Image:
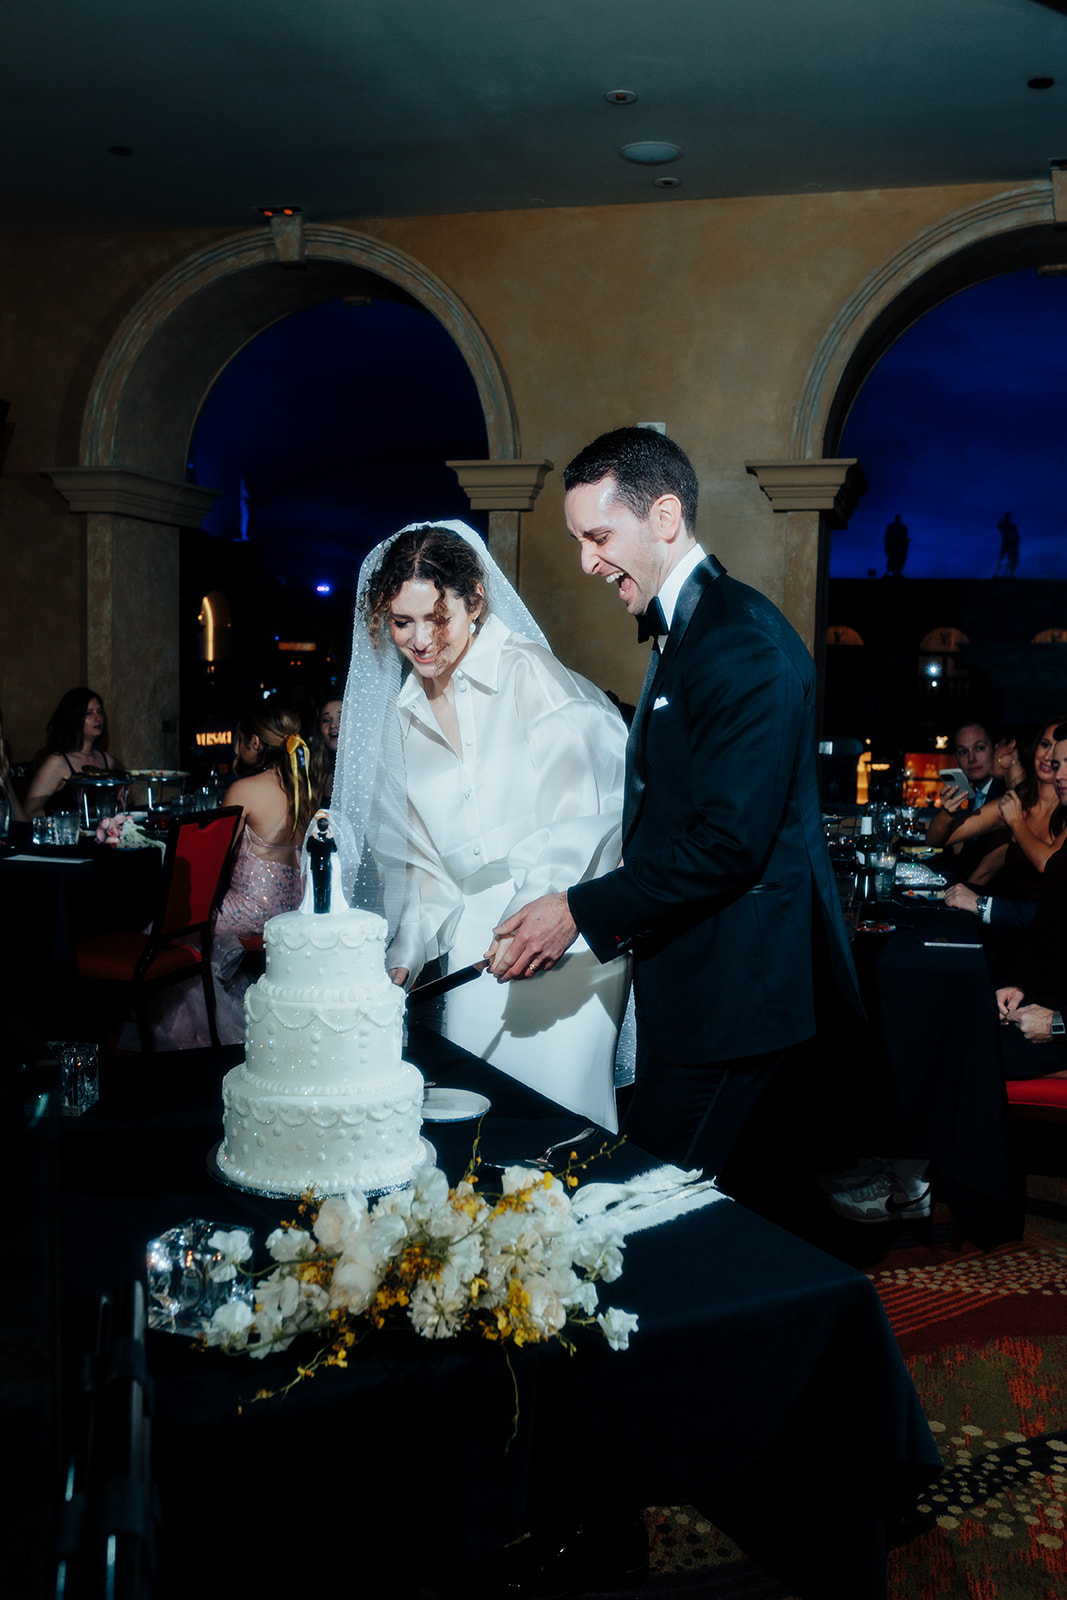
[1,828,162,1035]
[850,884,1019,1244]
[55,1021,942,1600]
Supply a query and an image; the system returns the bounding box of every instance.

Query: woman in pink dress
[154,699,311,1048]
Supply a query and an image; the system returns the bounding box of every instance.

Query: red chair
[1005,1075,1067,1125]
[76,808,243,1051]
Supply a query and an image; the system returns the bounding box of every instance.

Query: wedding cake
[217,817,425,1197]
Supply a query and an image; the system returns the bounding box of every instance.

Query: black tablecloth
[58,1025,940,1599]
[853,893,1017,1242]
[1,840,161,1034]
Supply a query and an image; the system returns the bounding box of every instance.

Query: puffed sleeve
[385,805,465,982]
[496,646,626,923]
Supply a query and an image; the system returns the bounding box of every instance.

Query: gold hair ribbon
[285,734,312,802]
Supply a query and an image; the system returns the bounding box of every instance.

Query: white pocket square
[653,696,669,710]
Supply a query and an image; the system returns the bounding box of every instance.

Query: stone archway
[792,180,1059,460]
[46,225,525,764]
[748,178,1061,667]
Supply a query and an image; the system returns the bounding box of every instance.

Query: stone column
[745,458,867,732]
[446,459,553,584]
[42,468,218,767]
[744,458,867,652]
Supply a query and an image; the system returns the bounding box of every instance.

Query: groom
[494,426,861,1177]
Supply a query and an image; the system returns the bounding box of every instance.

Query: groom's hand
[490,893,578,980]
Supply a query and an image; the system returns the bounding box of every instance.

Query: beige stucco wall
[0,182,1005,762]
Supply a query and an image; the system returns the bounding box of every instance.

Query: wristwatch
[976,895,991,922]
[1052,1011,1065,1036]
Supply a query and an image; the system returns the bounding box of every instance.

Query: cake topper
[299,810,350,916]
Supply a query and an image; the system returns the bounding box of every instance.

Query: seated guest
[924,719,1002,862]
[24,686,123,818]
[943,717,1066,909]
[0,704,28,830]
[150,699,311,1048]
[996,723,1067,1081]
[308,695,341,809]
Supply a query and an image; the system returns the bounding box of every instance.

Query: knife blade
[408,960,488,1003]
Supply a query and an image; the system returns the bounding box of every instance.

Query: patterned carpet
[635,1174,1067,1599]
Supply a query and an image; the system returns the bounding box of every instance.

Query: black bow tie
[637,597,667,644]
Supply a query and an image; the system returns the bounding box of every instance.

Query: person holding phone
[924,721,1000,855]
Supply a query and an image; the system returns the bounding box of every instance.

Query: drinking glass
[48,1040,100,1116]
[869,850,898,900]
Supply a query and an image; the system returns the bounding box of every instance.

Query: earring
[469,620,477,635]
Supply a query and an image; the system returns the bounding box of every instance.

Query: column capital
[447,458,553,512]
[42,466,219,526]
[744,458,867,528]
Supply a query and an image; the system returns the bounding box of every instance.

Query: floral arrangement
[201,1154,639,1402]
[95,812,164,851]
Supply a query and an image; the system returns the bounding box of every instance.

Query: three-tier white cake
[217,831,425,1197]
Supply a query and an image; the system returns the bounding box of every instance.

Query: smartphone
[938,767,975,799]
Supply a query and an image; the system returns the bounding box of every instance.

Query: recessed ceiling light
[653,175,682,189]
[1028,76,1055,90]
[604,89,638,105]
[107,146,133,156]
[621,141,681,166]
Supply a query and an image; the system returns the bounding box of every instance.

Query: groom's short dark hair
[563,427,699,533]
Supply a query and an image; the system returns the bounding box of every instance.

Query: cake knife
[408,951,573,1003]
[408,960,488,1003]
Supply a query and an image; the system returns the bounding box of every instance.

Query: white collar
[657,543,707,632]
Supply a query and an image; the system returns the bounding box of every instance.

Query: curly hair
[562,426,699,533]
[237,697,313,841]
[362,525,487,650]
[43,687,109,757]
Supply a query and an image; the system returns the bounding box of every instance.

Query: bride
[334,521,629,1130]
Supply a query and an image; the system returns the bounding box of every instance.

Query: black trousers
[622,1033,810,1181]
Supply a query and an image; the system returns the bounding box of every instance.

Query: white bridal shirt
[386,613,630,1130]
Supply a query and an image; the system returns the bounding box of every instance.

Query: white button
[457,679,468,692]
[473,845,481,855]
[464,790,472,800]
[464,737,472,747]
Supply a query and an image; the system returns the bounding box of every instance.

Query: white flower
[408,1267,467,1340]
[596,1306,639,1351]
[265,1226,313,1261]
[566,1279,599,1316]
[314,1193,367,1253]
[204,1299,255,1348]
[206,1228,253,1282]
[573,1232,625,1283]
[330,1248,385,1314]
[521,1272,569,1338]
[365,1211,409,1257]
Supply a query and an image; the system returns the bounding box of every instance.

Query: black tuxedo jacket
[569,556,860,1064]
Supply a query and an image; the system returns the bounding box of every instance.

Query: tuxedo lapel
[624,640,661,838]
[623,554,724,845]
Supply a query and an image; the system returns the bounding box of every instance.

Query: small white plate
[421,1087,491,1122]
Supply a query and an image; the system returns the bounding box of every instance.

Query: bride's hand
[388,967,409,988]
[484,936,513,975]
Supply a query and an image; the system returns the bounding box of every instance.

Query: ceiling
[2,0,1065,235]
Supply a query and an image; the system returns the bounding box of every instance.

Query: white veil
[331,519,550,938]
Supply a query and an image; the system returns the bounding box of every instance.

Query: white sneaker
[827,1173,932,1225]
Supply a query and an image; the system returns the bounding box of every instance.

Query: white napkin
[570,1164,726,1237]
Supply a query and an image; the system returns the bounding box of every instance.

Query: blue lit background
[832,269,1067,580]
